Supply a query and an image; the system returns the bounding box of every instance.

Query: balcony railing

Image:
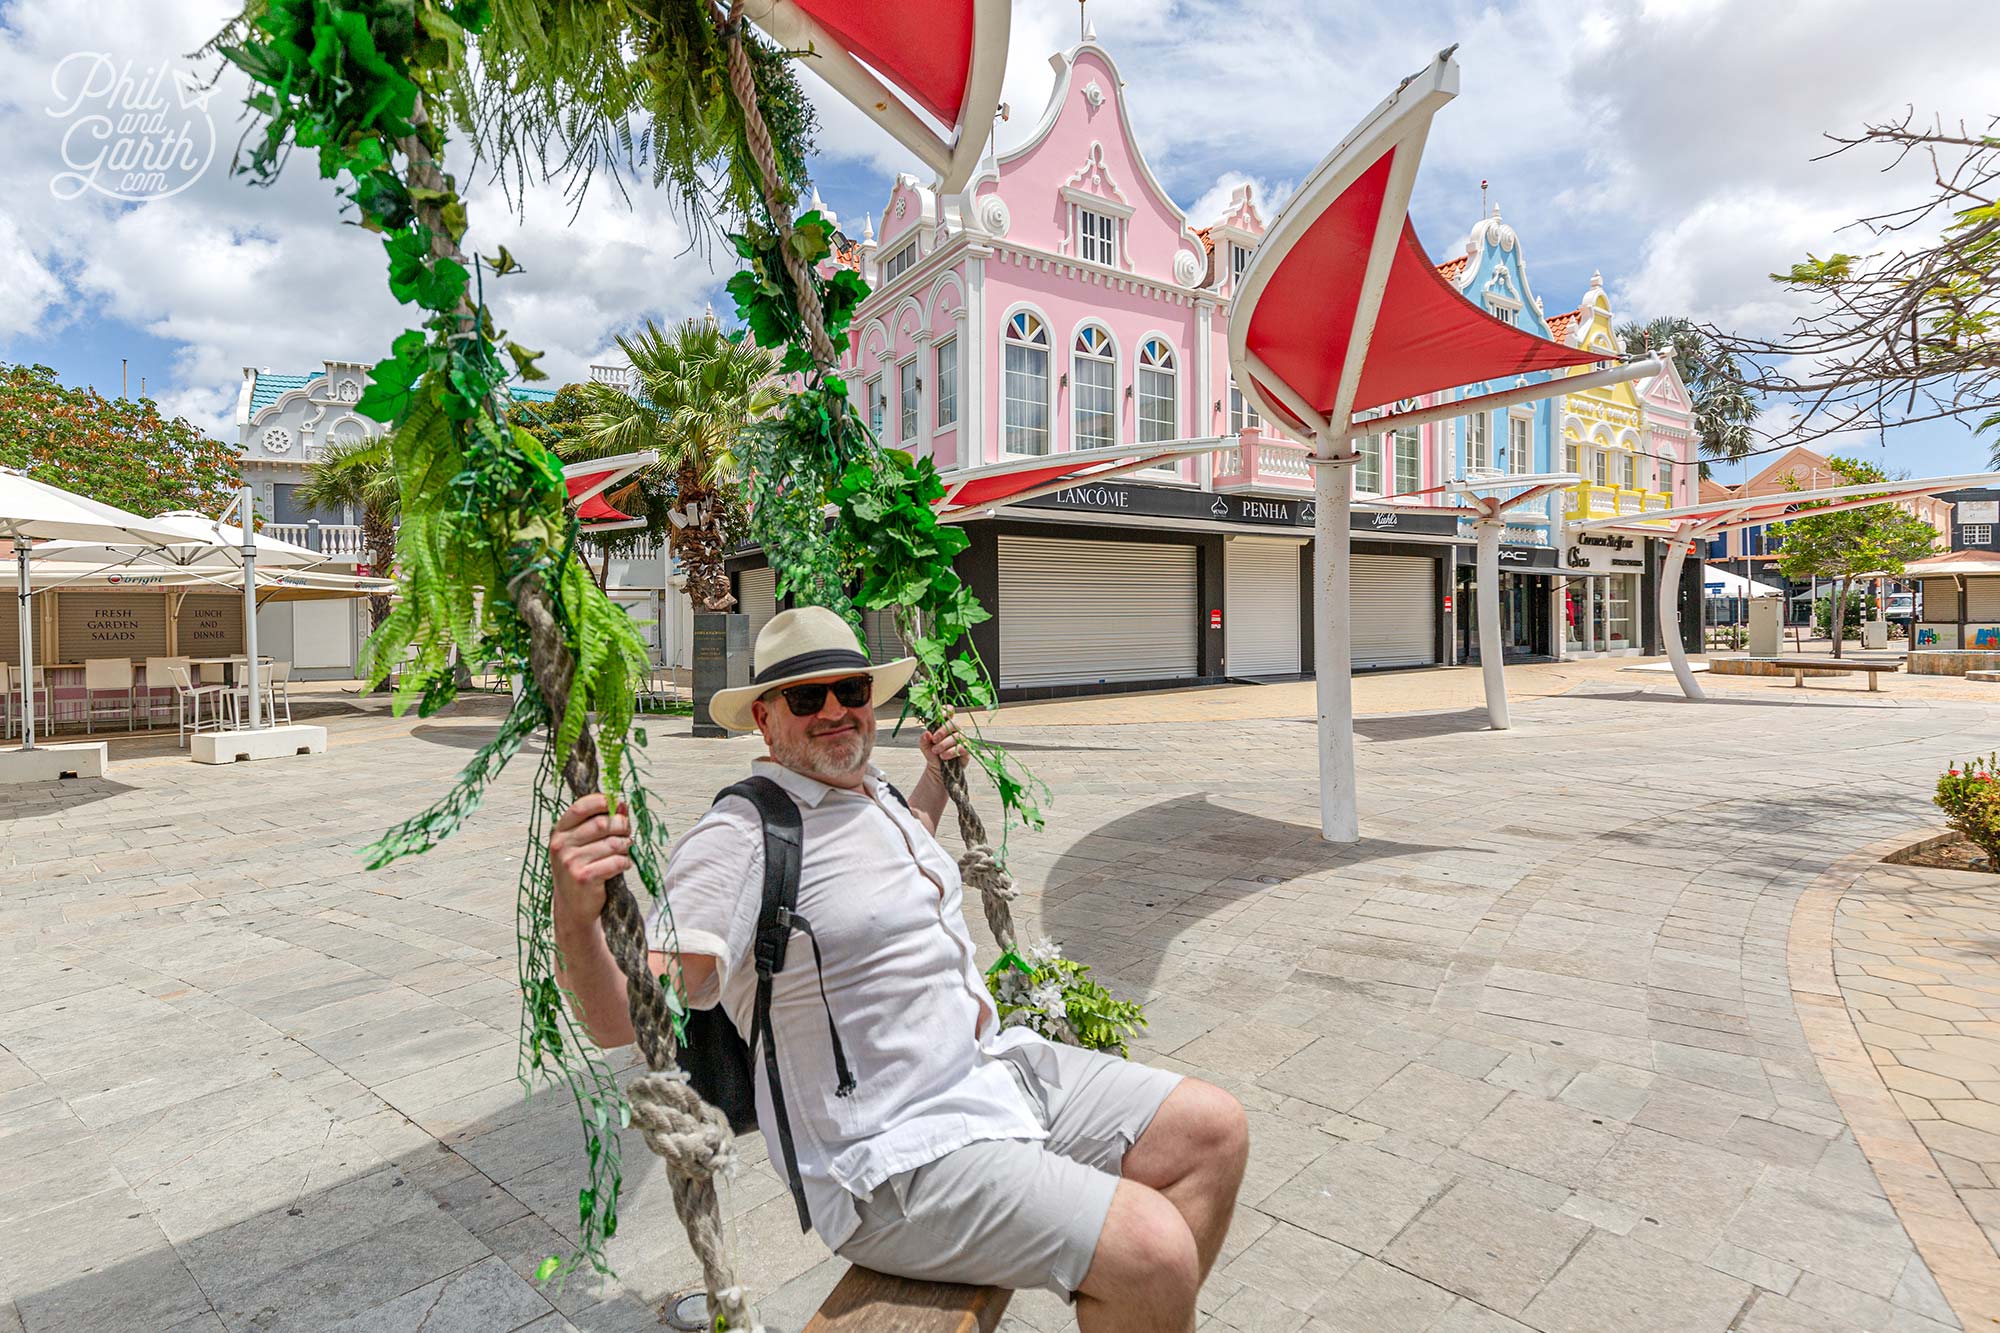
[1564,483,1673,524]
[1212,430,1312,491]
[266,522,368,557]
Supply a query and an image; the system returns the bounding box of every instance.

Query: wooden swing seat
[804,1266,1011,1332]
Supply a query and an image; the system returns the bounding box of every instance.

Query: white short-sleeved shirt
[645,758,1053,1247]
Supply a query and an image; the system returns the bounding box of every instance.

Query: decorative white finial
[809,186,836,229]
[1084,19,1097,41]
[862,215,875,245]
[704,301,715,323]
[1590,269,1603,288]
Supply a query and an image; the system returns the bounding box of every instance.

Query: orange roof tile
[1435,255,1469,285]
[1194,225,1215,256]
[1545,308,1582,343]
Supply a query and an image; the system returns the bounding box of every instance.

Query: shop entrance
[1459,569,1551,662]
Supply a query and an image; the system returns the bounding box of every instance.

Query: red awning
[747,1,1007,194]
[934,439,1231,519]
[1230,52,1602,441]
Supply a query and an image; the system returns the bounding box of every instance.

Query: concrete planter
[691,612,749,738]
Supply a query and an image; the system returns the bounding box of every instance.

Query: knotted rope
[395,91,759,1327]
[942,755,1020,954]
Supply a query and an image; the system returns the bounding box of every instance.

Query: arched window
[1072,325,1116,451]
[1003,311,1050,456]
[1137,338,1177,444]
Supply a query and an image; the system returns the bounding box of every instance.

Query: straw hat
[708,605,916,733]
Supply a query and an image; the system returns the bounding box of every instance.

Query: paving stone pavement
[3,679,1999,1331]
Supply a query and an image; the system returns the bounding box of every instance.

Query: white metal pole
[1475,516,1509,729]
[240,485,263,730]
[1660,532,1705,700]
[1313,451,1358,843]
[17,538,34,751]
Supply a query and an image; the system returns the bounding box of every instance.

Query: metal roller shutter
[1351,554,1435,669]
[1224,538,1302,676]
[58,591,170,661]
[1968,578,2000,622]
[998,536,1198,687]
[738,567,777,645]
[862,608,909,666]
[1920,579,1957,619]
[0,596,18,666]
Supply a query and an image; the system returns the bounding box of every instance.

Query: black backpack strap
[712,775,846,1233]
[880,778,909,809]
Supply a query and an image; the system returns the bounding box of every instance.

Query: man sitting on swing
[550,607,1247,1332]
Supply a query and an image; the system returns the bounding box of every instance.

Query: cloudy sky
[3,0,1997,482]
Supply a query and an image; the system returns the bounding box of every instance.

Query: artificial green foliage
[220,0,677,1279]
[1937,754,2000,869]
[829,450,1051,835]
[725,212,868,381]
[987,941,1147,1056]
[360,689,542,867]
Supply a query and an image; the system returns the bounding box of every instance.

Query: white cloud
[4,0,1999,451]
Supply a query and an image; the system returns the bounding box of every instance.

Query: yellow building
[1548,274,1674,525]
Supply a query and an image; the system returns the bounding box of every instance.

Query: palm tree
[1618,315,1758,478]
[575,317,781,611]
[298,434,398,628]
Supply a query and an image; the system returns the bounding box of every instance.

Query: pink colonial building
[726,35,1699,697]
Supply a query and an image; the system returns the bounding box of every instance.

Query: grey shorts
[833,1041,1183,1296]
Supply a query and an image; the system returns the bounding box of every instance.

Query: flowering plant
[988,940,1148,1056]
[1936,754,2000,868]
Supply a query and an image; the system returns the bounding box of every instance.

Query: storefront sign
[1455,544,1559,570]
[57,593,170,659]
[1960,500,1999,525]
[1563,532,1649,573]
[1022,480,1458,536]
[1209,608,1222,629]
[177,595,245,656]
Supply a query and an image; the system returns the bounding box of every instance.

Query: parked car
[1886,592,1920,619]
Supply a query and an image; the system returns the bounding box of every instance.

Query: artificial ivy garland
[210,0,1140,1306]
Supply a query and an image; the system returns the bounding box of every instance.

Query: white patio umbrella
[0,468,191,751]
[33,493,331,733]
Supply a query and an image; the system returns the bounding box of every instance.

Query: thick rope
[396,98,759,1329]
[715,1,1022,952]
[721,0,839,372]
[943,755,1020,955]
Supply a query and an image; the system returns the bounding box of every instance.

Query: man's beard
[771,722,872,781]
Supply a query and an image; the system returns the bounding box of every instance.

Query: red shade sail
[1230,52,1602,444]
[792,0,972,124]
[563,452,656,533]
[746,0,1008,194]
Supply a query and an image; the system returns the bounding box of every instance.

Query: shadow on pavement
[0,777,136,819]
[1351,708,1496,742]
[1042,793,1461,996]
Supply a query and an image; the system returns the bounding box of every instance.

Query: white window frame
[1564,439,1579,475]
[1391,425,1420,494]
[1078,208,1118,267]
[1466,411,1490,473]
[1356,436,1385,495]
[1507,412,1532,475]
[1593,450,1611,485]
[1967,523,1994,545]
[1228,381,1261,433]
[1231,243,1252,289]
[1619,453,1637,489]
[1136,337,1178,446]
[1071,324,1118,452]
[934,337,958,429]
[881,239,918,285]
[866,375,884,438]
[898,358,918,444]
[1002,309,1052,457]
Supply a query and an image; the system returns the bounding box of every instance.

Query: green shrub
[1936,754,2000,868]
[1813,591,1866,640]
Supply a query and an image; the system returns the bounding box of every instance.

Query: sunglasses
[772,675,873,717]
